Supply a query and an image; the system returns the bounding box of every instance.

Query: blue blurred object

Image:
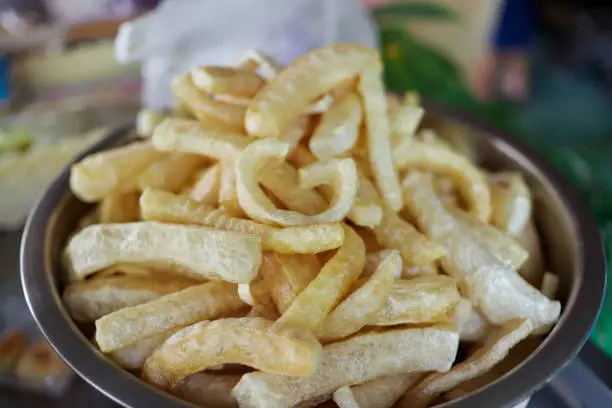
[0,58,11,108]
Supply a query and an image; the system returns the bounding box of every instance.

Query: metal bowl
[21,109,606,408]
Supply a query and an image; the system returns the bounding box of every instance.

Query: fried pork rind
[142,318,323,389]
[450,208,528,270]
[191,66,265,97]
[394,141,492,223]
[260,253,321,313]
[275,225,365,331]
[398,319,535,408]
[99,191,141,224]
[174,372,241,408]
[515,220,546,287]
[63,275,197,322]
[309,91,362,160]
[171,74,246,130]
[489,172,532,236]
[368,276,460,327]
[374,208,445,267]
[140,189,344,254]
[232,327,459,408]
[0,331,28,371]
[136,108,167,138]
[109,329,179,370]
[363,250,437,278]
[246,44,375,139]
[64,222,262,283]
[402,173,560,329]
[316,251,400,342]
[186,163,221,204]
[389,104,423,148]
[70,142,165,202]
[333,373,423,408]
[152,118,248,160]
[95,281,246,352]
[236,139,358,226]
[137,152,206,193]
[219,159,245,217]
[449,298,491,343]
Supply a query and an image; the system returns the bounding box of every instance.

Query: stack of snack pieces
[62,44,561,408]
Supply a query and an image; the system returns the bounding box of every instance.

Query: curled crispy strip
[398,319,535,408]
[235,140,358,226]
[246,44,376,138]
[152,118,248,160]
[138,152,206,193]
[275,225,365,331]
[191,66,265,97]
[109,329,180,370]
[95,281,246,352]
[333,373,423,408]
[186,163,220,204]
[142,317,323,389]
[317,251,400,342]
[219,159,245,217]
[140,189,344,254]
[394,141,491,222]
[171,74,246,130]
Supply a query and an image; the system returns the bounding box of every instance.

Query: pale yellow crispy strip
[191,66,265,97]
[172,74,246,130]
[70,142,165,202]
[140,189,344,254]
[374,208,445,267]
[232,327,459,408]
[246,44,376,138]
[95,281,247,352]
[219,159,245,217]
[274,225,365,331]
[186,163,221,204]
[63,275,197,322]
[142,318,323,389]
[333,373,423,408]
[260,252,321,313]
[174,372,241,408]
[109,329,180,370]
[137,152,206,193]
[99,191,140,223]
[358,61,403,211]
[397,319,535,408]
[152,118,248,160]
[64,222,262,283]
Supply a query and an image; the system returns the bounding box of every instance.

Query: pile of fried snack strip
[62,44,561,408]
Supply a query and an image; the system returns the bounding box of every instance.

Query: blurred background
[1,0,612,406]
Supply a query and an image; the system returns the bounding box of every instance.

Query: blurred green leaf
[372,2,457,22]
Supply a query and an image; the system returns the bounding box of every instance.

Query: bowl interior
[22,112,606,408]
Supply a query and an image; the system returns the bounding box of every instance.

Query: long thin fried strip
[395,141,491,222]
[235,49,283,79]
[333,373,423,408]
[309,91,362,160]
[142,318,323,389]
[515,220,546,287]
[275,225,365,331]
[358,61,403,211]
[389,104,423,148]
[374,208,445,267]
[368,276,461,326]
[219,159,245,217]
[260,253,321,313]
[450,208,528,270]
[109,329,180,370]
[174,372,241,408]
[398,319,535,408]
[136,108,167,138]
[70,142,165,202]
[172,74,246,129]
[246,44,376,138]
[138,152,206,193]
[191,66,265,97]
[64,222,262,283]
[63,275,196,322]
[99,191,140,223]
[95,281,246,352]
[449,298,491,342]
[402,173,560,329]
[363,250,437,278]
[152,118,248,160]
[317,251,400,342]
[232,327,459,408]
[140,189,344,254]
[187,163,221,204]
[236,140,357,225]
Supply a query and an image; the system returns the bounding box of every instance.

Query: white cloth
[114,0,378,109]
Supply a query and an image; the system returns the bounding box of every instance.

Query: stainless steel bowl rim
[21,108,607,408]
